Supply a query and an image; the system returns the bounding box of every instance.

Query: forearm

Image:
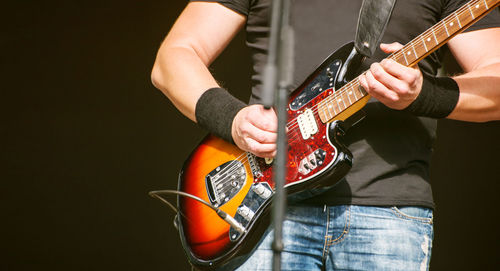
[151,45,219,122]
[448,62,500,122]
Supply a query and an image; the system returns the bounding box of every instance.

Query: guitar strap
[355,0,397,58]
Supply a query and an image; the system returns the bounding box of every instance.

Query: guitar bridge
[205,160,247,207]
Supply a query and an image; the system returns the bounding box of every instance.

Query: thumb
[380,42,404,54]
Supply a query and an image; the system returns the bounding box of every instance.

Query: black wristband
[195,87,246,143]
[404,72,459,118]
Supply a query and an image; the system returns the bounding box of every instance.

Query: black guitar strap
[355,0,397,58]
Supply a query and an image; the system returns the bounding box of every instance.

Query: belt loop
[323,204,327,213]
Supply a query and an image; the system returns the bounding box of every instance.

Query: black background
[3,1,499,270]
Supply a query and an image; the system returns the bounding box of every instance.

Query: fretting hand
[359,42,424,110]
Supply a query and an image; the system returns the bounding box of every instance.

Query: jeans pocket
[391,206,433,224]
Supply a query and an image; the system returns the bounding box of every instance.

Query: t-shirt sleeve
[188,0,251,16]
[442,0,500,31]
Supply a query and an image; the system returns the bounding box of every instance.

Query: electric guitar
[175,0,500,269]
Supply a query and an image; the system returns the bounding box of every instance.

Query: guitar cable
[149,190,247,234]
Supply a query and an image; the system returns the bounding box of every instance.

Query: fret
[421,36,428,52]
[433,23,448,44]
[454,11,463,28]
[346,89,353,104]
[318,106,326,122]
[328,101,336,115]
[457,5,474,26]
[444,15,461,34]
[321,104,330,123]
[484,0,489,9]
[415,40,432,59]
[341,91,350,107]
[411,43,418,58]
[350,85,358,100]
[422,33,435,52]
[338,93,347,110]
[318,103,325,122]
[335,97,344,112]
[333,96,342,113]
[442,20,450,36]
[322,100,331,119]
[392,53,406,66]
[471,1,488,17]
[354,81,365,97]
[431,28,439,45]
[467,2,476,19]
[318,104,325,121]
[413,40,427,60]
[401,49,409,65]
[403,47,417,64]
[325,104,333,119]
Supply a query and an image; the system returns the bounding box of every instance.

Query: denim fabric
[219,205,433,271]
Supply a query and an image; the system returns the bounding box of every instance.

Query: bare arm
[151,2,277,157]
[447,27,500,122]
[151,2,245,121]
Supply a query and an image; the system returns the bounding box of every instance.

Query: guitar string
[209,0,484,190]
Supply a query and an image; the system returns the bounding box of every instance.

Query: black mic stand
[261,0,294,270]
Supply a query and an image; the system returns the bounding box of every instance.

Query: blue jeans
[219,205,433,271]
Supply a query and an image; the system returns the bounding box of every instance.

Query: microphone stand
[261,0,293,270]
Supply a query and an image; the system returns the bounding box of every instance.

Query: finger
[244,137,276,157]
[380,59,419,83]
[248,107,278,132]
[365,70,398,103]
[358,72,369,92]
[380,42,404,53]
[245,122,277,143]
[370,62,408,94]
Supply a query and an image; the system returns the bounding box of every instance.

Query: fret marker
[407,51,411,55]
[450,22,454,26]
[337,99,342,102]
[476,4,480,8]
[427,37,431,42]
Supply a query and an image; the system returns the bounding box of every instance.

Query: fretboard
[317,0,500,123]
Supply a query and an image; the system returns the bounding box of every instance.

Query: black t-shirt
[190,0,500,208]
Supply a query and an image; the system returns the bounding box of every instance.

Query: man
[152,0,500,270]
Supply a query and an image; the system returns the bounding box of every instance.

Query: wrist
[404,72,459,118]
[195,87,246,143]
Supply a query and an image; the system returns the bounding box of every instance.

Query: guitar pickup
[297,108,319,140]
[297,109,318,139]
[298,149,326,175]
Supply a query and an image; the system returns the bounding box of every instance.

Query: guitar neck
[317,0,500,124]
